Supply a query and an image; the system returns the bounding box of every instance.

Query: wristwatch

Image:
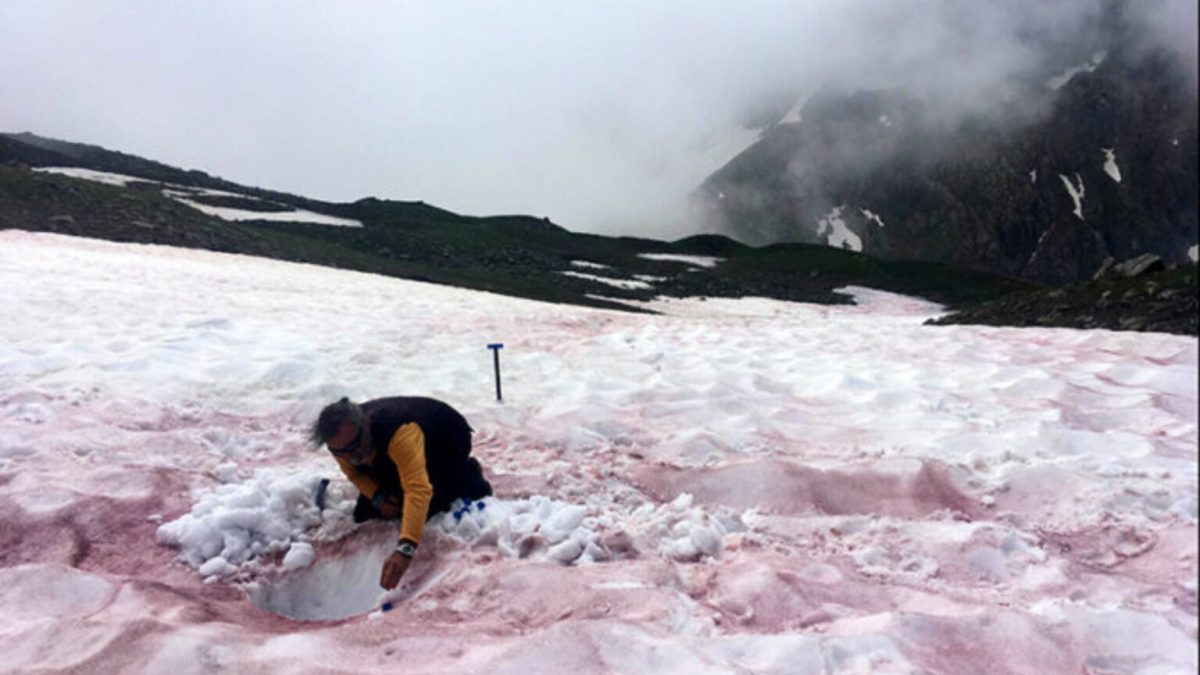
[396,541,417,558]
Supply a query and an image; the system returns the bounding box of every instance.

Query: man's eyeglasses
[330,426,365,457]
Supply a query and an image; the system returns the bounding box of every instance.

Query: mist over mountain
[2,1,1194,241]
[695,0,1198,283]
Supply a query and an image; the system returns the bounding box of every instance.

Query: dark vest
[355,396,474,503]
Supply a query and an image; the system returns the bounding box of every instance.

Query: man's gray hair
[311,397,365,446]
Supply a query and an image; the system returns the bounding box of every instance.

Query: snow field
[0,231,1195,673]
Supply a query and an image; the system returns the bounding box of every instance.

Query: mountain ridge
[694,8,1198,286]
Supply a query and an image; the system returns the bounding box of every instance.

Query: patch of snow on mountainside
[1046,50,1107,90]
[1059,173,1086,220]
[861,209,886,228]
[1102,149,1122,183]
[817,206,863,251]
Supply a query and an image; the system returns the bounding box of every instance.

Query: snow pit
[251,528,396,621]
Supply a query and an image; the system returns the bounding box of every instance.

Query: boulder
[1113,254,1164,278]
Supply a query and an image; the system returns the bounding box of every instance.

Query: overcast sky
[1,1,1195,239]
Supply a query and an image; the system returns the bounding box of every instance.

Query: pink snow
[0,231,1195,673]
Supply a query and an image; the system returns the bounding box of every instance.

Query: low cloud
[0,0,1194,240]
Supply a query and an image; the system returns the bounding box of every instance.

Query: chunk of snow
[215,462,240,483]
[198,556,236,578]
[1059,173,1086,220]
[281,542,315,571]
[1102,149,1122,183]
[547,538,585,564]
[817,206,863,251]
[544,505,588,544]
[688,525,722,557]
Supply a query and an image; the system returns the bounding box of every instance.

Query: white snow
[0,564,114,621]
[817,205,863,251]
[1102,148,1122,183]
[0,231,1195,673]
[162,190,363,227]
[560,271,653,290]
[1030,169,1037,184]
[1046,50,1107,90]
[569,260,609,270]
[1059,173,1086,220]
[1188,245,1198,262]
[861,208,886,228]
[637,253,724,268]
[156,469,326,574]
[32,165,362,228]
[434,493,736,567]
[282,542,316,571]
[32,166,151,187]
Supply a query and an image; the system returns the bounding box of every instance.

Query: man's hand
[380,551,411,590]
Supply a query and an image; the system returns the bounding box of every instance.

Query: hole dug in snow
[250,526,395,621]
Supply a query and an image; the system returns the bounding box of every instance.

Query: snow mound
[156,470,326,578]
[433,494,740,565]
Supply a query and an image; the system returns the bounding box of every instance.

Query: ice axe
[488,343,504,402]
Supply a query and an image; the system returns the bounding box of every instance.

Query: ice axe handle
[487,343,504,401]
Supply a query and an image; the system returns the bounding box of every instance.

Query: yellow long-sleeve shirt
[335,422,434,544]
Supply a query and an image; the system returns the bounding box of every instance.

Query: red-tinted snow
[0,231,1195,673]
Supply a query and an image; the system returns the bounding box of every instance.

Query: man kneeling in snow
[312,396,492,590]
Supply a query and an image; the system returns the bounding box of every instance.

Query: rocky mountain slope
[0,133,1031,314]
[2,128,1195,335]
[696,5,1198,285]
